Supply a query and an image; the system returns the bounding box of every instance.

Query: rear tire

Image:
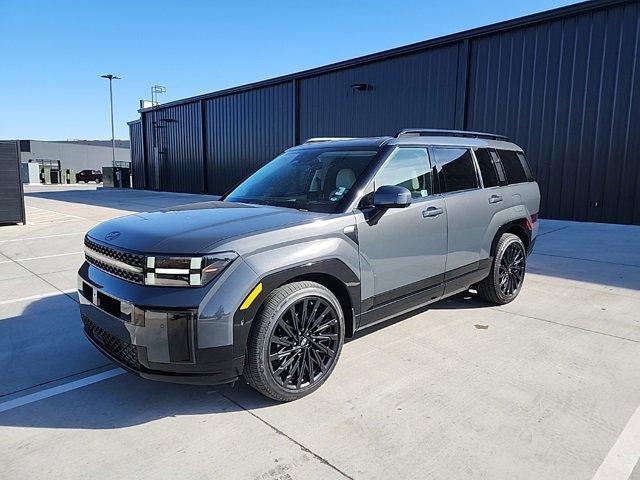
[477,233,526,305]
[244,281,344,402]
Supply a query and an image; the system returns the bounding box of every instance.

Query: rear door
[431,146,486,274]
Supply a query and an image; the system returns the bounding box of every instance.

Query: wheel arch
[285,271,356,339]
[233,258,360,359]
[490,219,530,258]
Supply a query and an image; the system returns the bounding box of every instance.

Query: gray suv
[78,129,540,401]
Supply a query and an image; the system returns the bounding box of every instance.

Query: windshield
[225,147,380,212]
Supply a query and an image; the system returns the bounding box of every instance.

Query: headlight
[145,252,237,287]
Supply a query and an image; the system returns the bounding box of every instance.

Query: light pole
[101,74,121,177]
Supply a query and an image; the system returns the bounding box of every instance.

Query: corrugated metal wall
[466,0,640,224]
[130,0,640,225]
[128,120,144,189]
[153,102,202,193]
[142,113,157,190]
[205,83,294,194]
[299,44,461,139]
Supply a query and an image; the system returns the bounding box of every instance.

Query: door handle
[422,206,443,218]
[488,194,503,204]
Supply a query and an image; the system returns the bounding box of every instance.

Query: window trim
[488,149,508,186]
[429,145,481,195]
[472,147,503,190]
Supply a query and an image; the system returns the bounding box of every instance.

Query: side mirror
[373,185,412,209]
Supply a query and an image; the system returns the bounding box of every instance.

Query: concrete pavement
[0,184,638,479]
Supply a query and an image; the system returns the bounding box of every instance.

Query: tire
[477,233,526,305]
[244,281,345,402]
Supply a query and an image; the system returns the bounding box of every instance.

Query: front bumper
[77,259,258,385]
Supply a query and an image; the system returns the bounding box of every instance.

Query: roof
[136,0,627,115]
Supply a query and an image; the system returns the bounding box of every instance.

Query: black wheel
[477,233,526,305]
[244,281,345,402]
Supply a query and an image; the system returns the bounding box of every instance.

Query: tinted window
[432,148,479,193]
[375,148,432,198]
[474,148,499,188]
[517,152,534,181]
[497,149,529,184]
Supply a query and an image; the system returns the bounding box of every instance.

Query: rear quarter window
[432,147,479,193]
[474,148,500,188]
[497,149,530,184]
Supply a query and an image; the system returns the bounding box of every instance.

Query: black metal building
[129,0,640,225]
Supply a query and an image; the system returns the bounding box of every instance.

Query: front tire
[244,281,345,402]
[477,233,526,305]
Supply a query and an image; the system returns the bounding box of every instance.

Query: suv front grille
[84,236,145,284]
[82,314,142,370]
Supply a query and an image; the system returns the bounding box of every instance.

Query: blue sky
[1,0,579,141]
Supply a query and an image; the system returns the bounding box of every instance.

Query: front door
[356,147,448,315]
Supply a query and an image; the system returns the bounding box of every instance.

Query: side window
[517,152,535,181]
[474,148,499,188]
[497,149,529,184]
[375,148,432,198]
[432,147,479,193]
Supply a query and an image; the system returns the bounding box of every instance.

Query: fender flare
[232,258,361,359]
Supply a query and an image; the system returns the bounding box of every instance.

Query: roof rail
[303,137,356,144]
[395,129,508,141]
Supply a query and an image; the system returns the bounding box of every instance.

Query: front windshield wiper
[228,196,310,210]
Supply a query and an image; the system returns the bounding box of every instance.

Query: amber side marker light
[240,282,263,311]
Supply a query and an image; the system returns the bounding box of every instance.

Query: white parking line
[26,206,86,220]
[0,290,77,306]
[0,232,86,243]
[592,405,640,480]
[0,369,124,414]
[0,251,84,264]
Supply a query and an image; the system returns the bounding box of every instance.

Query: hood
[87,201,325,254]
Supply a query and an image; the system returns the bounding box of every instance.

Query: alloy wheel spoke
[300,299,309,331]
[305,300,322,333]
[289,305,301,336]
[274,351,298,375]
[310,338,335,356]
[277,317,296,340]
[311,317,337,334]
[269,348,296,361]
[271,335,295,348]
[310,333,338,341]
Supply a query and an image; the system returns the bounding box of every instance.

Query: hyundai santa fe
[78,129,540,401]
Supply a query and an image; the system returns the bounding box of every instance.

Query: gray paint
[129,0,639,225]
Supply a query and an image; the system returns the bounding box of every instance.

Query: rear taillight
[525,213,538,230]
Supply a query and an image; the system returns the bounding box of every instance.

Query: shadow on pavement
[0,293,107,398]
[0,369,278,430]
